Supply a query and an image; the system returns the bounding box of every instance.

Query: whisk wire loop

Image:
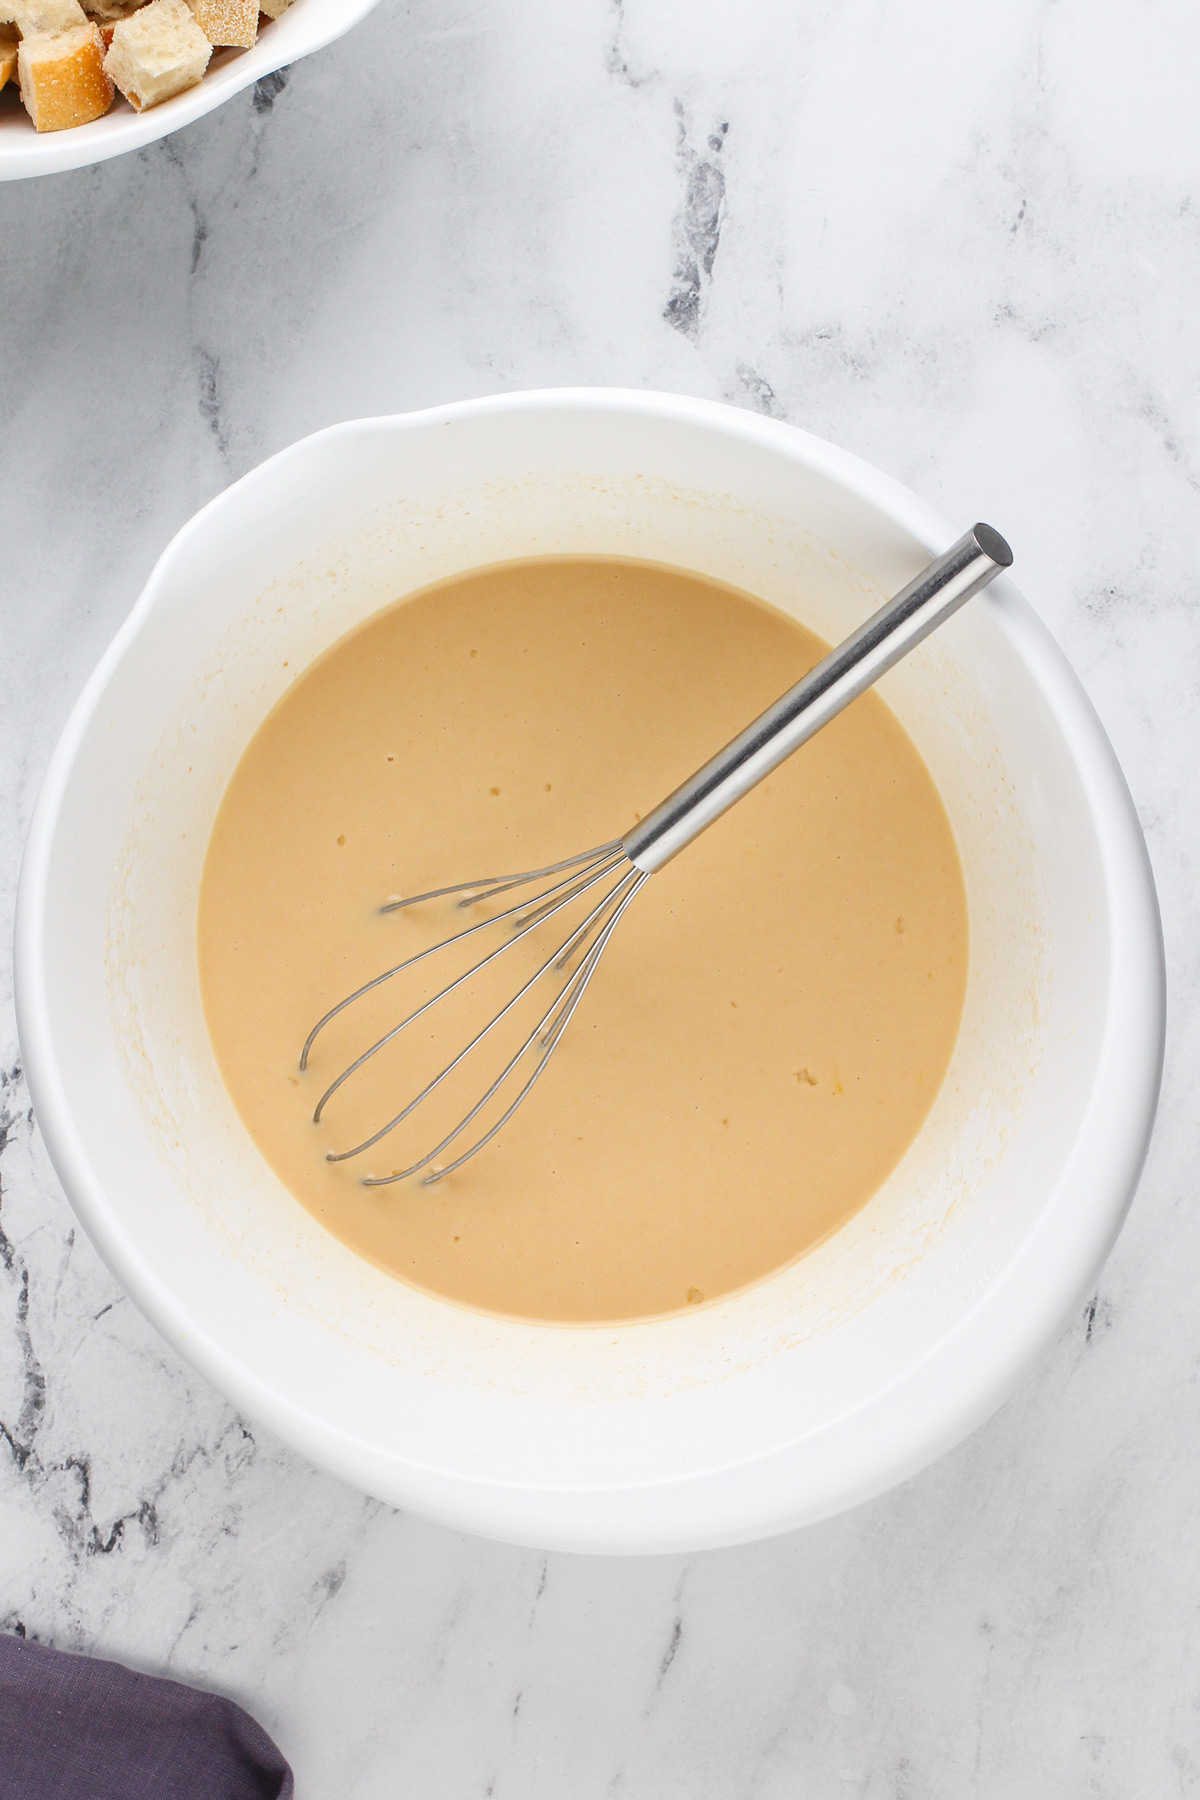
[312,850,629,1128]
[379,841,624,914]
[322,858,638,1163]
[300,843,622,1074]
[362,867,649,1185]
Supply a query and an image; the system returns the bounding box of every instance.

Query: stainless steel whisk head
[300,841,649,1185]
[301,526,1013,1186]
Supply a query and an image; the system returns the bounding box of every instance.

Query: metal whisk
[301,524,1012,1185]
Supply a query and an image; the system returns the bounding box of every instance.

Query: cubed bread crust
[186,0,254,48]
[0,23,19,86]
[18,20,113,129]
[103,0,209,109]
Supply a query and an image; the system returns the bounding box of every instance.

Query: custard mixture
[198,557,968,1322]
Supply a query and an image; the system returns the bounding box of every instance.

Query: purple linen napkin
[0,1633,293,1799]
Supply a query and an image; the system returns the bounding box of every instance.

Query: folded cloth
[0,1632,293,1799]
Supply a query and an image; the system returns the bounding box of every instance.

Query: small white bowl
[15,390,1165,1553]
[0,0,379,181]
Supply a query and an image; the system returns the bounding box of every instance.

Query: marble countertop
[2,1,1198,1793]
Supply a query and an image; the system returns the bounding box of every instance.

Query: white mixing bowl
[15,390,1165,1553]
[0,0,379,181]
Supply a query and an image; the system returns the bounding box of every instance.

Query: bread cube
[0,23,18,86]
[257,0,292,19]
[186,0,254,48]
[18,21,113,129]
[0,0,86,29]
[103,0,209,108]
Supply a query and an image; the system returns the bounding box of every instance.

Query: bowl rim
[0,0,381,181]
[13,388,1167,1549]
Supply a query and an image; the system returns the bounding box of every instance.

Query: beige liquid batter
[198,557,968,1324]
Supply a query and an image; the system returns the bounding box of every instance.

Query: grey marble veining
[2,1,1199,1793]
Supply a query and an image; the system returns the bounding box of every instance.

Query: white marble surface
[2,1,1198,1792]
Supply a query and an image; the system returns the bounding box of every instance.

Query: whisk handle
[623,524,1012,875]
